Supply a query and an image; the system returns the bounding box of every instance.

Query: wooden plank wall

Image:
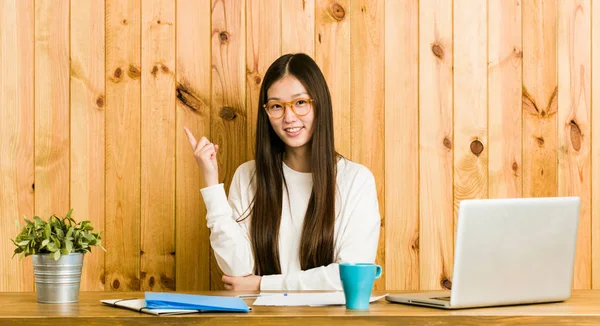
[1,0,600,292]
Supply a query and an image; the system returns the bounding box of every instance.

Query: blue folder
[145,292,251,313]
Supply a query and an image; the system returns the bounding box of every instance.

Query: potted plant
[11,209,105,303]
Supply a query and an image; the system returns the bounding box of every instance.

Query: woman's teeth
[285,127,302,132]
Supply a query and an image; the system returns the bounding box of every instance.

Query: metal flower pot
[32,253,83,303]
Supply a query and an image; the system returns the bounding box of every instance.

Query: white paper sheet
[252,292,387,307]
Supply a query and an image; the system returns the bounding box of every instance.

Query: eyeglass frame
[262,98,314,119]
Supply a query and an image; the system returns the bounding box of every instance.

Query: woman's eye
[270,104,283,110]
[295,100,306,106]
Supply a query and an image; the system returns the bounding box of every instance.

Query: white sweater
[200,158,381,291]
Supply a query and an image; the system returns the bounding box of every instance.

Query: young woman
[184,53,380,291]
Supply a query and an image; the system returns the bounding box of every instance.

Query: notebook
[101,292,251,315]
[145,292,251,312]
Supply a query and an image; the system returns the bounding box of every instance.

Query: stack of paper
[101,299,199,316]
[252,292,387,307]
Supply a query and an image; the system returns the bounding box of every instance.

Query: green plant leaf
[52,250,61,260]
[65,240,73,252]
[46,242,57,252]
[18,240,29,246]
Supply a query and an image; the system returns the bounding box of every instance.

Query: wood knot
[441,278,452,290]
[112,279,120,289]
[541,110,546,117]
[121,19,127,25]
[128,64,141,79]
[443,137,452,150]
[31,183,35,190]
[522,87,539,115]
[113,67,123,80]
[156,20,161,24]
[140,250,145,255]
[432,44,444,59]
[149,276,155,287]
[151,65,159,77]
[411,237,419,251]
[536,136,544,146]
[140,271,147,278]
[512,161,518,172]
[170,251,176,256]
[96,96,104,108]
[176,83,206,113]
[129,279,141,290]
[570,120,582,151]
[219,32,229,43]
[219,107,237,120]
[160,65,170,74]
[255,75,262,84]
[513,47,523,58]
[470,140,484,156]
[161,274,175,290]
[318,33,322,44]
[329,3,346,21]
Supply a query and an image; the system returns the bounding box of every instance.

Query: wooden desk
[1,290,600,325]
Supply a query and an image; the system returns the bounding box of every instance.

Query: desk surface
[1,290,600,325]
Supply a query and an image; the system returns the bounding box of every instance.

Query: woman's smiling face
[266,75,315,150]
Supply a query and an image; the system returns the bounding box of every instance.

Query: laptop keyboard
[431,296,451,301]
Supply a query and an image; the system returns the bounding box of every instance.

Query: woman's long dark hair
[249,53,337,275]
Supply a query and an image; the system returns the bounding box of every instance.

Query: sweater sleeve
[200,166,255,277]
[260,169,381,290]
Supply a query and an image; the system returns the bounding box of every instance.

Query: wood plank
[419,0,453,291]
[557,0,591,290]
[140,0,176,291]
[246,0,280,159]
[175,0,211,291]
[522,0,558,198]
[34,0,70,218]
[0,0,34,292]
[488,0,522,199]
[454,0,488,224]
[282,0,314,56]
[105,0,142,291]
[70,0,105,292]
[592,0,600,290]
[383,0,418,291]
[211,0,246,290]
[350,0,385,290]
[315,0,350,159]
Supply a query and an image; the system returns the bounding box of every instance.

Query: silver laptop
[386,196,580,309]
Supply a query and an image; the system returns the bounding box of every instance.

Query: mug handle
[374,265,382,279]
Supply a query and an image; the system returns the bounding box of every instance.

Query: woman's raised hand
[183,126,219,188]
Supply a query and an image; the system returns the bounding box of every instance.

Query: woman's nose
[282,104,297,122]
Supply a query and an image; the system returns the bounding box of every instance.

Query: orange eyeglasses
[263,98,313,119]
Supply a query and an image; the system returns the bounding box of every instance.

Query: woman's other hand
[222,274,262,291]
[183,126,219,187]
